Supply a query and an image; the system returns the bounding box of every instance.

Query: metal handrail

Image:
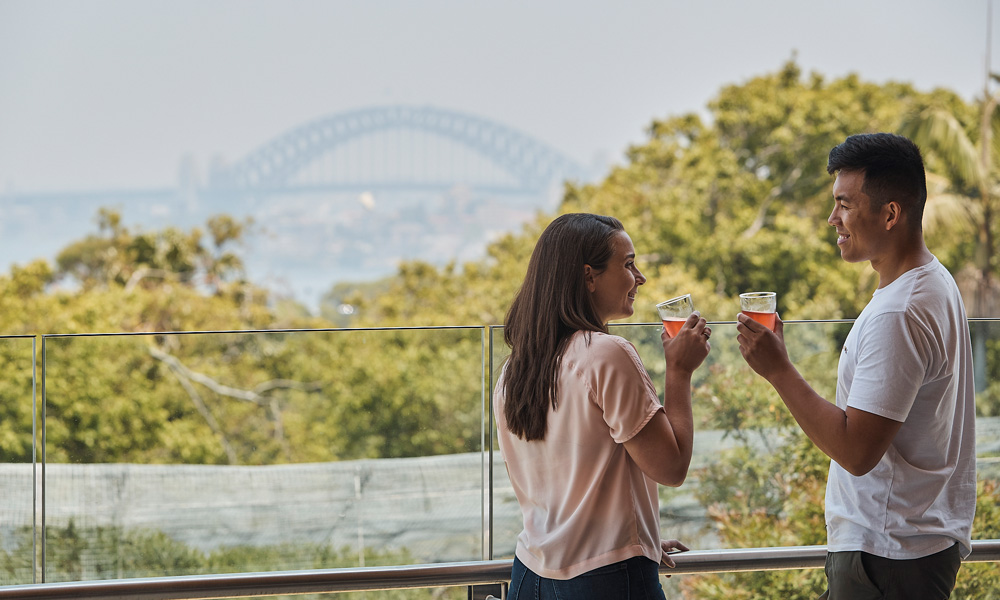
[2,541,998,600]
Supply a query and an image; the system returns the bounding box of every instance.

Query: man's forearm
[766,367,849,464]
[765,366,900,476]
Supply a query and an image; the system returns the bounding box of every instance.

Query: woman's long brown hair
[501,213,623,441]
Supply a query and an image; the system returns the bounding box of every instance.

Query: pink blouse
[494,330,664,579]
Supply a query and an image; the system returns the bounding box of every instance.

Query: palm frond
[923,190,979,235]
[901,107,984,189]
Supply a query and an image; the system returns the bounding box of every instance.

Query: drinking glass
[739,292,777,331]
[656,294,695,338]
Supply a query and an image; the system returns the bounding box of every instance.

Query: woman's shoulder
[569,330,640,362]
[591,330,634,348]
[569,331,650,387]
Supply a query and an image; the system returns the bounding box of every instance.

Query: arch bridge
[211,105,590,197]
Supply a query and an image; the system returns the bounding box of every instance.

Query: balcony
[0,320,998,598]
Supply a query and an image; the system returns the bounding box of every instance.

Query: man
[736,133,976,599]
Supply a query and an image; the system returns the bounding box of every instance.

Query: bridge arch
[217,105,589,193]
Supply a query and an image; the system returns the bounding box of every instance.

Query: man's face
[828,169,888,264]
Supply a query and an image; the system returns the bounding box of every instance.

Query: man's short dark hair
[827,133,928,229]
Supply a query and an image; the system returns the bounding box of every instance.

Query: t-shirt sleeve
[590,336,663,443]
[847,311,930,422]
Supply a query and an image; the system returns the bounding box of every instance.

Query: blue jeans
[508,555,667,600]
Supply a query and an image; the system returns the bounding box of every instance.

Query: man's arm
[736,313,902,476]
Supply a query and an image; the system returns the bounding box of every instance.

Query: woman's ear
[583,264,597,293]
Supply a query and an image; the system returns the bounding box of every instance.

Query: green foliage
[36,327,483,465]
[900,88,1000,313]
[977,320,1000,417]
[679,328,833,599]
[0,526,34,585]
[0,338,36,462]
[56,209,252,295]
[953,480,1000,598]
[555,61,930,322]
[0,210,484,465]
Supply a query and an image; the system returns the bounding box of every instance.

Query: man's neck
[873,239,934,288]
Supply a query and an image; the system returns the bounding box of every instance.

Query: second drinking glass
[656,294,695,338]
[739,291,777,331]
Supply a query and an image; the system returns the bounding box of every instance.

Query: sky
[1,0,997,194]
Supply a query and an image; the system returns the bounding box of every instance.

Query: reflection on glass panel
[41,328,485,583]
[0,336,36,585]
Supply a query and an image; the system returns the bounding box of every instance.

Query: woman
[494,213,711,599]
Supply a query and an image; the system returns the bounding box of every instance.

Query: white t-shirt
[826,257,977,559]
[494,330,664,579]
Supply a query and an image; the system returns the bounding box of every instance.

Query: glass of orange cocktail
[739,292,777,331]
[656,294,695,338]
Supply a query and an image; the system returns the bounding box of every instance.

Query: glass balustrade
[0,321,995,597]
[38,327,485,599]
[0,336,37,586]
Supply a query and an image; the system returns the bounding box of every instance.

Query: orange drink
[656,294,694,338]
[742,310,776,331]
[661,318,686,338]
[739,292,777,332]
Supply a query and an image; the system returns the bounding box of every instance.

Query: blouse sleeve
[589,335,663,443]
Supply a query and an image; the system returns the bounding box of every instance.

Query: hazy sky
[1,0,997,194]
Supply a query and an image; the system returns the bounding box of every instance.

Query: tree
[901,85,1000,392]
[3,211,486,466]
[55,209,253,297]
[558,61,938,323]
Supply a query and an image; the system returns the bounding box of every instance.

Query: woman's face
[586,231,646,324]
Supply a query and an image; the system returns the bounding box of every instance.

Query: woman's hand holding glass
[661,311,711,374]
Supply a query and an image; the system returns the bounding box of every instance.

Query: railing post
[31,335,38,585]
[39,335,47,584]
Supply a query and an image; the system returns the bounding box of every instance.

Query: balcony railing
[0,321,997,598]
[1,542,999,599]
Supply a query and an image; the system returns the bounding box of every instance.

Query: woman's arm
[623,313,709,486]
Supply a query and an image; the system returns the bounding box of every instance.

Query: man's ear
[884,201,902,231]
[584,264,597,293]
